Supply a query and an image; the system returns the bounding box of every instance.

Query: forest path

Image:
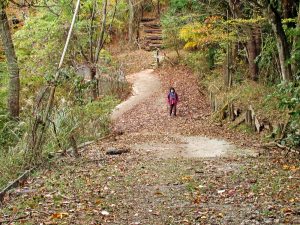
[0,53,299,225]
[111,68,255,159]
[111,69,161,121]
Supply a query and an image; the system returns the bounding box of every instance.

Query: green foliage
[14,12,64,76]
[0,95,119,189]
[0,0,130,190]
[161,0,207,55]
[14,0,128,78]
[0,61,8,108]
[184,51,210,76]
[257,33,281,85]
[269,82,300,147]
[161,13,185,54]
[0,112,25,150]
[169,0,203,13]
[183,47,225,78]
[45,95,120,152]
[0,62,25,150]
[0,151,24,189]
[290,26,300,77]
[180,18,227,50]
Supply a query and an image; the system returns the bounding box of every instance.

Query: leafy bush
[0,111,26,151]
[43,95,120,153]
[161,13,185,56]
[270,82,300,148]
[0,151,25,189]
[169,0,203,13]
[184,51,210,76]
[257,33,281,85]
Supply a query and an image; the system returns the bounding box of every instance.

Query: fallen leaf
[51,212,69,219]
[101,210,110,216]
[217,190,226,194]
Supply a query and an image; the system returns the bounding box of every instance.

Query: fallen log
[231,111,246,128]
[263,142,300,155]
[0,213,30,224]
[106,147,130,155]
[56,141,95,156]
[218,102,228,120]
[0,168,35,203]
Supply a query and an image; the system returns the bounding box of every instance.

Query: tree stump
[69,135,79,158]
[229,102,235,121]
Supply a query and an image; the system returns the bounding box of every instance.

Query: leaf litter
[0,53,299,224]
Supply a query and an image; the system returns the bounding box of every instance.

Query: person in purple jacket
[167,87,179,116]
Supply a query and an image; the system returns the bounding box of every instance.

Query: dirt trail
[112,68,256,158]
[0,53,299,225]
[111,69,161,121]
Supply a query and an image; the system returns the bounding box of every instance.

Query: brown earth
[0,51,299,225]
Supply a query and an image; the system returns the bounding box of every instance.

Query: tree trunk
[254,26,262,56]
[128,0,142,44]
[90,66,98,100]
[266,3,292,81]
[292,1,300,75]
[229,0,260,81]
[94,0,107,63]
[224,44,232,88]
[0,3,20,118]
[246,28,259,81]
[69,135,79,158]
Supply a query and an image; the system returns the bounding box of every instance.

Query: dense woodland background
[0,0,299,190]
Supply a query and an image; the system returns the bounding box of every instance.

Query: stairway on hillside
[140,17,163,51]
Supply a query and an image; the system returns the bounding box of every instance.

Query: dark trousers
[170,104,177,116]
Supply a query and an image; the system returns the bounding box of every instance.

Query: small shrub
[268,81,300,148]
[184,52,210,77]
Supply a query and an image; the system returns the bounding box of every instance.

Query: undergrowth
[172,49,298,148]
[0,95,120,190]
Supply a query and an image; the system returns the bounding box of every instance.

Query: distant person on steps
[167,87,179,116]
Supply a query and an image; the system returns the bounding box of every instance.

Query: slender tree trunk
[246,28,259,81]
[90,66,98,99]
[229,0,260,81]
[128,0,142,44]
[266,3,292,81]
[0,3,20,118]
[94,0,107,64]
[89,0,97,63]
[254,26,262,56]
[292,1,300,75]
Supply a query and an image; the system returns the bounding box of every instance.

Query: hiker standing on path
[167,87,179,116]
